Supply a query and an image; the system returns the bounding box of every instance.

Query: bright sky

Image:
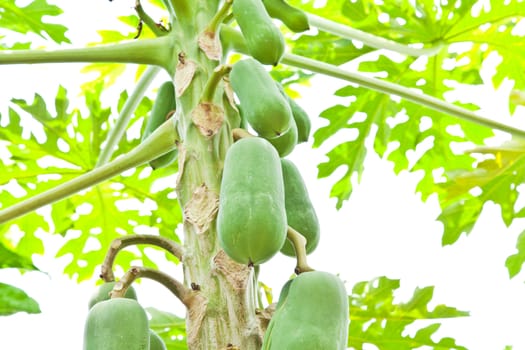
[1,1,525,349]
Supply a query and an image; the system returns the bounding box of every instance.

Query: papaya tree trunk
[170,1,262,348]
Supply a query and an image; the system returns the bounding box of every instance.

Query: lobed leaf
[0,0,69,44]
[0,84,182,281]
[301,0,525,247]
[147,307,188,349]
[348,276,468,349]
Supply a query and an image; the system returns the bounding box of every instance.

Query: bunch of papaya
[141,81,178,170]
[261,271,349,349]
[217,137,287,265]
[232,0,285,65]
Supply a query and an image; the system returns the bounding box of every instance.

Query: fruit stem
[232,128,255,140]
[201,64,232,102]
[306,13,444,57]
[111,266,194,308]
[0,119,180,224]
[207,0,233,33]
[100,234,184,282]
[286,226,315,274]
[96,65,161,167]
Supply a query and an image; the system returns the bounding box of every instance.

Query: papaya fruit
[230,58,292,138]
[266,117,297,157]
[275,82,311,143]
[83,298,149,350]
[280,159,320,256]
[217,137,287,265]
[262,0,310,33]
[149,329,167,350]
[142,81,178,169]
[87,281,137,309]
[232,0,285,65]
[262,271,349,349]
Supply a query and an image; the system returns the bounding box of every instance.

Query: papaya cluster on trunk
[218,13,349,345]
[219,57,317,263]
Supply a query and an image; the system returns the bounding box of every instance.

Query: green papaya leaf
[147,307,187,349]
[0,0,69,44]
[348,276,469,349]
[0,84,182,281]
[0,282,41,316]
[0,243,38,271]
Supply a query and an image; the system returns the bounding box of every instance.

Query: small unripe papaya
[217,137,287,265]
[275,82,311,143]
[280,159,320,256]
[262,271,349,349]
[230,58,292,138]
[232,0,285,65]
[142,81,177,169]
[83,298,149,350]
[266,117,298,157]
[149,330,167,350]
[262,0,310,33]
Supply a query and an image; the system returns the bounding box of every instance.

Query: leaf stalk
[306,13,444,57]
[0,119,180,224]
[0,36,176,75]
[96,65,160,167]
[111,266,194,308]
[287,226,314,274]
[100,234,184,282]
[280,53,525,139]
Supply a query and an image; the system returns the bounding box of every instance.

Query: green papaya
[142,81,178,169]
[83,298,150,350]
[275,82,311,143]
[87,281,137,309]
[217,137,287,265]
[232,0,285,65]
[149,330,167,350]
[266,117,297,157]
[230,58,292,138]
[262,0,310,33]
[280,159,319,256]
[262,271,349,349]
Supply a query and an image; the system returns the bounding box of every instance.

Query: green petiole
[0,119,180,224]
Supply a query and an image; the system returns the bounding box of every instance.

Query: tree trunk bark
[171,2,263,348]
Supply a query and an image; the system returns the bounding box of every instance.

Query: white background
[1,1,525,349]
